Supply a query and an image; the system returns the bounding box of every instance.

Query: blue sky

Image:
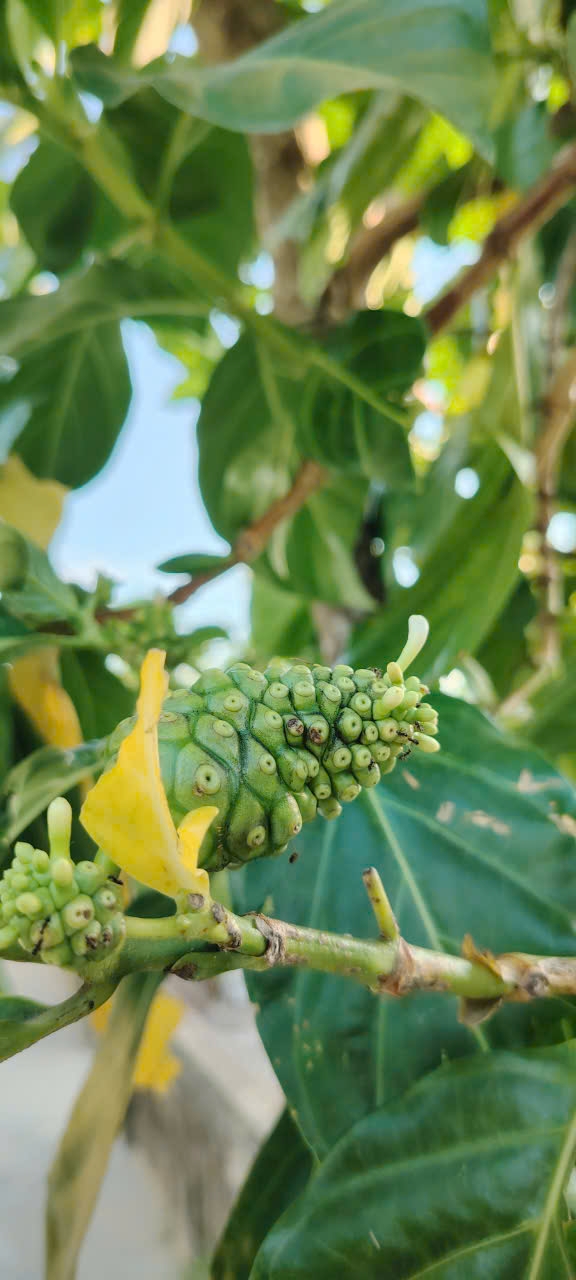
[51,321,251,646]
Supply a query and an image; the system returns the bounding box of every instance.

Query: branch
[499,354,576,719]
[427,142,576,334]
[193,0,309,326]
[117,874,576,1019]
[97,459,327,621]
[7,862,576,1062]
[318,191,425,325]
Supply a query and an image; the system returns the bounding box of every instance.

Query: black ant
[398,747,412,761]
[108,874,123,885]
[32,918,49,956]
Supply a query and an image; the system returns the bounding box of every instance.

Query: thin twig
[97,460,327,621]
[427,142,576,334]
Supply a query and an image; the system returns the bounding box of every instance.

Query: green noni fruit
[106,651,439,872]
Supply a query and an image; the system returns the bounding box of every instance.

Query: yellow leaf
[9,647,83,750]
[80,649,217,898]
[92,989,183,1095]
[0,454,67,549]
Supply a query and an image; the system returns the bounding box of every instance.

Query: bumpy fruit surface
[108,659,440,872]
[0,840,125,966]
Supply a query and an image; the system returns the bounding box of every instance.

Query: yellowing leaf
[0,454,67,549]
[81,649,217,897]
[92,989,183,1094]
[448,192,517,243]
[9,647,83,749]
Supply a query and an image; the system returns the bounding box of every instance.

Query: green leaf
[0,980,116,1064]
[212,1109,313,1280]
[495,103,558,192]
[0,321,132,488]
[233,694,576,1158]
[72,1,495,157]
[2,739,104,843]
[198,334,300,543]
[0,260,208,358]
[350,444,533,679]
[59,649,135,741]
[157,552,231,575]
[264,473,375,610]
[2,537,79,624]
[197,333,391,607]
[0,993,47,1021]
[108,93,255,274]
[298,311,420,488]
[251,1047,576,1278]
[10,139,98,272]
[251,575,317,662]
[46,972,162,1280]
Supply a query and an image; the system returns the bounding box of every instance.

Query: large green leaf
[0,260,207,361]
[10,139,98,273]
[233,694,576,1158]
[108,93,255,274]
[251,1047,576,1279]
[212,1109,313,1280]
[0,320,132,487]
[197,329,410,607]
[46,972,162,1280]
[297,311,420,487]
[72,1,495,157]
[350,444,533,678]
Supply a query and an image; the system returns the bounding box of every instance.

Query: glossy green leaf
[252,1047,576,1279]
[212,1109,313,1280]
[10,139,97,272]
[0,321,132,488]
[234,694,576,1157]
[2,739,104,843]
[46,972,162,1280]
[72,1,495,157]
[350,444,533,679]
[157,551,231,575]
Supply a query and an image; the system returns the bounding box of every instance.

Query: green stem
[0,980,117,1064]
[121,902,512,1000]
